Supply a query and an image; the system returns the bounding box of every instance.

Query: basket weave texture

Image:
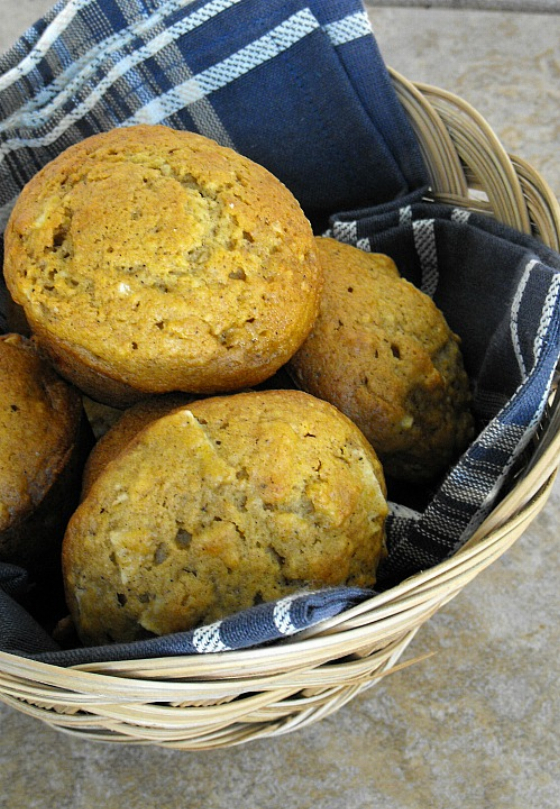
[1,71,560,750]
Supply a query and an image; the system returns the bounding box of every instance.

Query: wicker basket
[1,70,560,750]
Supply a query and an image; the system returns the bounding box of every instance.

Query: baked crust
[4,125,322,407]
[63,389,388,645]
[289,237,474,483]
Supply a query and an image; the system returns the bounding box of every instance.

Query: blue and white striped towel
[0,0,559,665]
[0,0,426,246]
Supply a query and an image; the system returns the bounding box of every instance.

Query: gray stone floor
[1,2,560,807]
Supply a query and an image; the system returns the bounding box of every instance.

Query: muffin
[81,393,195,497]
[63,389,388,645]
[288,238,474,484]
[0,333,91,580]
[3,125,322,407]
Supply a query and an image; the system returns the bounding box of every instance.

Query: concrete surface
[369,0,560,12]
[1,2,560,808]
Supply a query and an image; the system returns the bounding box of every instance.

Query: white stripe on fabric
[449,463,505,497]
[0,5,317,170]
[451,207,471,225]
[323,11,372,47]
[127,9,320,125]
[332,220,358,244]
[412,218,438,296]
[533,272,560,365]
[356,237,371,252]
[192,621,231,653]
[273,594,300,636]
[399,204,412,227]
[510,258,538,380]
[444,388,553,551]
[0,0,242,134]
[474,420,526,452]
[451,418,542,550]
[0,0,93,94]
[0,2,242,155]
[147,38,235,147]
[388,501,421,521]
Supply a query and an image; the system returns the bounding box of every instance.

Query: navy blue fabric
[0,565,60,654]
[0,0,559,664]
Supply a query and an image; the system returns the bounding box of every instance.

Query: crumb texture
[4,125,321,404]
[81,393,196,497]
[63,390,388,644]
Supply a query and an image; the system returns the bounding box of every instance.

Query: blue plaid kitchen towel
[0,0,427,245]
[1,0,560,665]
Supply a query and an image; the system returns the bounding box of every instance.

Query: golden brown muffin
[0,333,91,580]
[63,389,388,645]
[81,393,195,498]
[288,238,474,484]
[3,125,322,407]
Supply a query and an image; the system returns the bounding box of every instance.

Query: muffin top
[289,237,474,483]
[0,334,83,532]
[3,125,321,400]
[63,389,388,645]
[81,393,195,498]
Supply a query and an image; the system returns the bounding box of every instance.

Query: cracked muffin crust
[3,125,322,407]
[81,393,196,498]
[288,237,474,484]
[62,389,388,645]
